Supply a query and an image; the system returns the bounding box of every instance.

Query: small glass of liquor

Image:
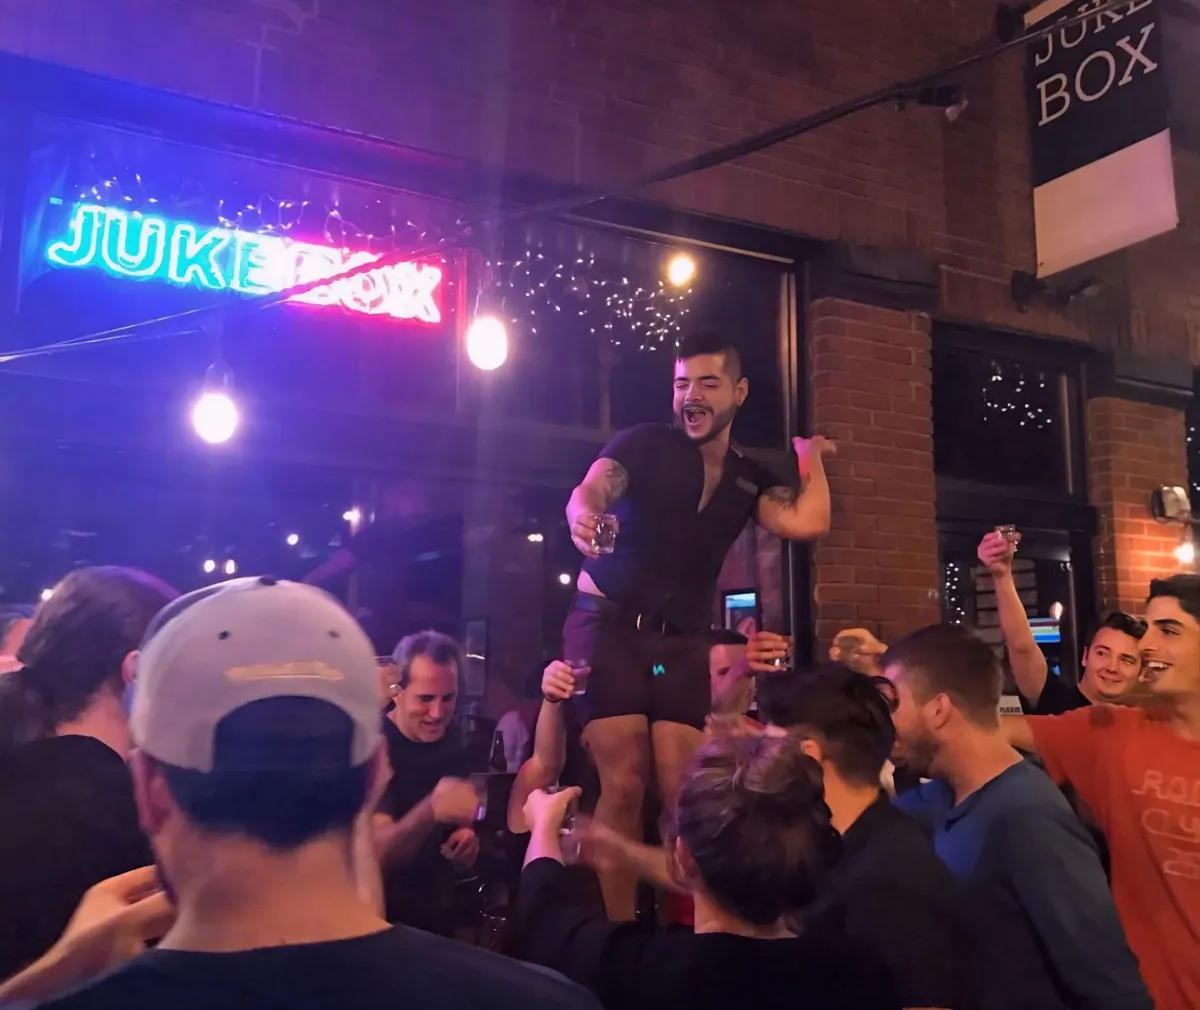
[548,785,582,864]
[566,659,591,696]
[469,773,490,823]
[995,524,1021,548]
[769,636,795,671]
[590,514,619,555]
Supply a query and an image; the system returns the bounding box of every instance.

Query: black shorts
[562,596,711,730]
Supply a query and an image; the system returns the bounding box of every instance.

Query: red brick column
[1087,398,1190,615]
[808,298,941,649]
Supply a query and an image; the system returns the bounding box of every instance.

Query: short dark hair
[671,735,841,926]
[882,624,1002,727]
[391,629,462,690]
[1148,575,1200,624]
[1090,612,1147,644]
[158,698,370,851]
[758,664,895,787]
[676,330,743,380]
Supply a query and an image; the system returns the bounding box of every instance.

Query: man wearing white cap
[30,577,598,1010]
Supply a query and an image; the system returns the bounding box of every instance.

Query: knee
[599,760,648,811]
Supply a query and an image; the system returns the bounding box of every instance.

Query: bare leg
[582,714,652,921]
[650,720,705,811]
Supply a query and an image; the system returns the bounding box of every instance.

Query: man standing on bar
[564,329,834,919]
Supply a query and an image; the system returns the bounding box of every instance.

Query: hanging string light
[980,360,1053,430]
[489,251,693,351]
[943,561,968,624]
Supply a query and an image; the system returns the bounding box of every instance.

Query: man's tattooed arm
[598,460,629,509]
[763,485,799,509]
[567,457,629,538]
[756,478,830,541]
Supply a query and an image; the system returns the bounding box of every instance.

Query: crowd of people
[0,330,1198,1010]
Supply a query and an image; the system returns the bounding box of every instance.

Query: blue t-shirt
[897,760,1150,1010]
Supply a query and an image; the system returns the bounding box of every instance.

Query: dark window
[933,345,1072,493]
[470,220,787,447]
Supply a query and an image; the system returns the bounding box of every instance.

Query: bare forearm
[532,699,567,781]
[375,798,437,870]
[760,464,831,541]
[508,759,556,833]
[616,838,681,893]
[0,943,77,1003]
[993,570,1048,703]
[524,824,565,868]
[566,485,608,529]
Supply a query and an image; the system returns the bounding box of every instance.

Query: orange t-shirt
[1029,705,1200,1010]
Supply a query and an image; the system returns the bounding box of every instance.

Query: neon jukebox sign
[45,203,444,324]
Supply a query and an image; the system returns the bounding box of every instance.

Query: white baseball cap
[131,577,382,773]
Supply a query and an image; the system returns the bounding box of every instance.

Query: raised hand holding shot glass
[746,631,793,673]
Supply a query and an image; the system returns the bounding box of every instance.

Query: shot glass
[590,514,618,555]
[469,773,489,823]
[567,659,591,696]
[548,786,582,864]
[769,636,795,671]
[995,524,1021,547]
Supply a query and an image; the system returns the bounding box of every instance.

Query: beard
[894,729,939,779]
[675,402,737,445]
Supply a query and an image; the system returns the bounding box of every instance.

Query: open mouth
[683,406,709,426]
[1141,660,1169,682]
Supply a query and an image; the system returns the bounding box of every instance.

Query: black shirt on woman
[515,858,899,1010]
[0,735,152,980]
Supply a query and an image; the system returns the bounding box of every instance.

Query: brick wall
[0,0,1081,340]
[808,298,941,647]
[1088,398,1191,616]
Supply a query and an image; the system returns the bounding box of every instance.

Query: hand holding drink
[746,631,792,672]
[569,513,619,558]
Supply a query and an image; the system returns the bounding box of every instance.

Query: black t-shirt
[803,796,974,1009]
[379,718,469,931]
[37,926,600,1010]
[516,858,899,1010]
[1026,674,1089,716]
[0,735,152,980]
[583,424,784,630]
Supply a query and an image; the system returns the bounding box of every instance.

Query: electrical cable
[0,0,1120,367]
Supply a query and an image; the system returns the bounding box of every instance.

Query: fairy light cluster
[491,251,693,351]
[70,168,457,262]
[943,560,968,624]
[980,361,1053,430]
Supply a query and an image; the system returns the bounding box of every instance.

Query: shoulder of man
[379,926,602,1008]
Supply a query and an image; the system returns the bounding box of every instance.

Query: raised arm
[755,436,835,541]
[567,457,628,558]
[508,662,574,833]
[979,531,1049,706]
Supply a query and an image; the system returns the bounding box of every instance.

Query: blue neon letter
[231,233,281,295]
[100,209,167,278]
[46,204,103,268]
[168,225,231,289]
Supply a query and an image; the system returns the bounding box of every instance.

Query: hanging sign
[45,202,443,323]
[1023,0,1177,277]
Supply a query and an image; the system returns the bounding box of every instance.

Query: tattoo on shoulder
[603,461,629,501]
[764,485,799,507]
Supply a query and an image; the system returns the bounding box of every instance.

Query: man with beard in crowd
[563,329,835,918]
[885,624,1150,1010]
